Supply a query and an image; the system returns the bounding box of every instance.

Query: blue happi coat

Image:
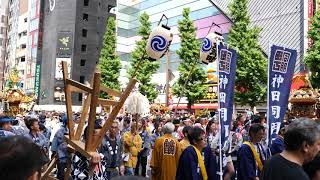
[176,146,218,180]
[237,143,266,180]
[270,136,284,155]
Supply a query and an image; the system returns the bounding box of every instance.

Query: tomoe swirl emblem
[151,35,167,52]
[201,38,212,52]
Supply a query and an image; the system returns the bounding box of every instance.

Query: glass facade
[117,0,232,74]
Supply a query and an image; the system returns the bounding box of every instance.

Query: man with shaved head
[150,122,182,180]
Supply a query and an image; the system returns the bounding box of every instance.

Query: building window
[21,56,25,62]
[83,13,88,21]
[80,76,85,83]
[78,93,83,101]
[84,0,89,6]
[1,15,5,23]
[80,59,86,66]
[24,18,27,22]
[0,27,4,34]
[21,44,26,49]
[82,29,87,37]
[81,44,87,52]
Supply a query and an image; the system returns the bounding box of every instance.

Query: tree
[304,11,320,88]
[98,17,121,98]
[227,0,267,107]
[127,12,160,102]
[172,8,207,112]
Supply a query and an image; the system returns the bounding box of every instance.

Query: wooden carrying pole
[41,61,137,180]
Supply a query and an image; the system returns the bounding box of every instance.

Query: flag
[268,45,297,143]
[218,45,238,146]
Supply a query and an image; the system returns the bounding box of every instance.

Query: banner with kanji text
[268,45,297,143]
[218,45,238,146]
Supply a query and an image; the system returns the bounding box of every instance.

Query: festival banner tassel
[267,45,297,144]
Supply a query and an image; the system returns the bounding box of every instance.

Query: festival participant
[270,122,286,155]
[261,118,320,180]
[176,127,209,180]
[0,136,49,180]
[121,116,131,135]
[234,114,246,134]
[25,118,50,154]
[123,123,142,175]
[0,115,15,137]
[172,118,181,140]
[180,126,192,151]
[303,154,320,180]
[135,119,151,177]
[206,120,218,147]
[11,114,28,135]
[71,119,106,179]
[51,115,68,180]
[150,121,163,149]
[100,120,123,179]
[208,120,235,180]
[237,123,266,180]
[199,115,207,131]
[150,122,181,180]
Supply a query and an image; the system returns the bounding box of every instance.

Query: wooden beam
[62,61,75,139]
[97,98,118,106]
[69,85,87,93]
[100,85,122,97]
[74,94,91,140]
[64,136,92,159]
[66,79,93,93]
[41,154,58,178]
[86,71,101,152]
[93,78,137,149]
[46,176,59,180]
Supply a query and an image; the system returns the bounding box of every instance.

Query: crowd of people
[0,111,320,180]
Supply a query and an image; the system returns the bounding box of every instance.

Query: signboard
[56,32,73,57]
[268,45,297,143]
[54,86,65,102]
[201,83,218,102]
[34,64,41,99]
[55,58,71,80]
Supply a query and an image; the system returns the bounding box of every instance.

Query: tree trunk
[187,102,192,114]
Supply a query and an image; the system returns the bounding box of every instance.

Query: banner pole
[267,41,272,147]
[217,39,223,180]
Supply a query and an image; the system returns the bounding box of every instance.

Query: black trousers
[57,161,66,180]
[135,153,148,176]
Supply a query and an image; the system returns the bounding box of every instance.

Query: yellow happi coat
[150,134,182,180]
[123,131,143,168]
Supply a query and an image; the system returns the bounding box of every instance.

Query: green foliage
[172,8,207,111]
[127,12,160,102]
[98,17,122,98]
[304,11,320,88]
[228,0,267,107]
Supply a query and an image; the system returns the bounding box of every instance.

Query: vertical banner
[218,45,238,146]
[268,45,297,143]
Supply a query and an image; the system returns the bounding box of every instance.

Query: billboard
[54,86,65,102]
[55,58,71,80]
[56,32,73,57]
